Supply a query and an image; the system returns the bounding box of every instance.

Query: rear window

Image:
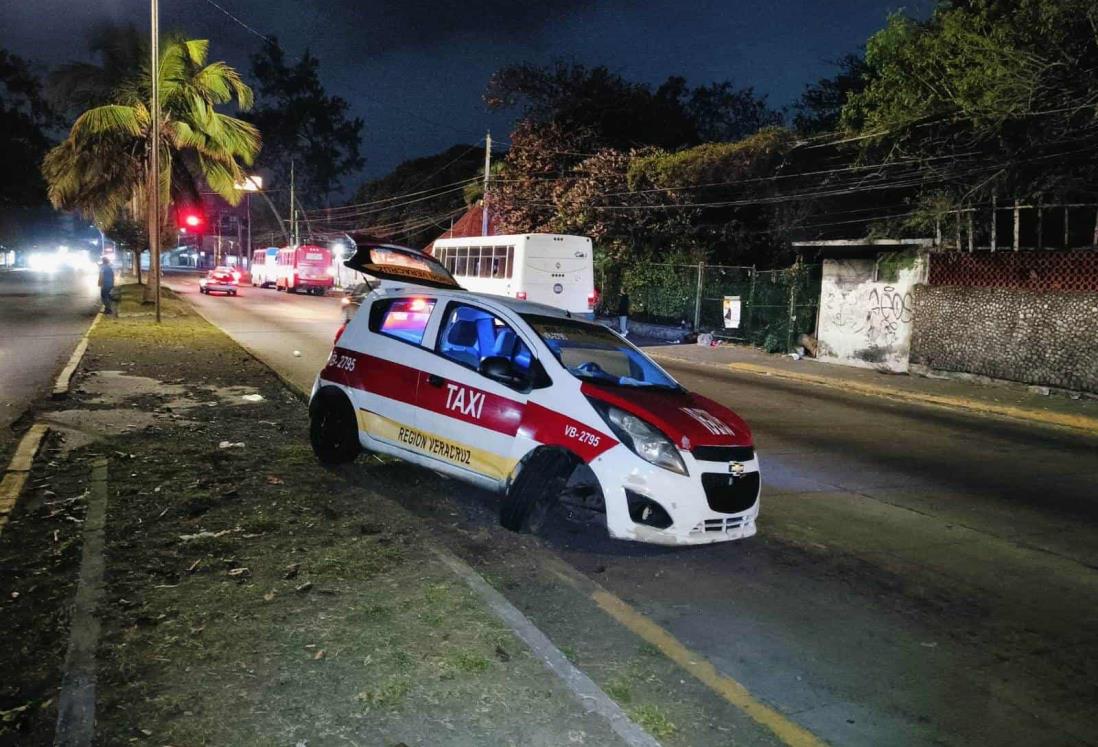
[369,297,436,345]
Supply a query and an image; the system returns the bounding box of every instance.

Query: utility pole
[149,0,161,323]
[289,159,297,246]
[481,132,491,236]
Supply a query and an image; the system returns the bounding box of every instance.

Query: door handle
[427,374,445,388]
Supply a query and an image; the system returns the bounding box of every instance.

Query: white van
[432,234,595,317]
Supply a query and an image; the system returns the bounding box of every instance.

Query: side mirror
[479,356,529,390]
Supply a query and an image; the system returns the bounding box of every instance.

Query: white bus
[431,234,595,317]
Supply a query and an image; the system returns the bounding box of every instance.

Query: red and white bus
[274,245,335,295]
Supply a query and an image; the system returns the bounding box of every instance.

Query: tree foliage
[842,0,1098,202]
[792,53,867,135]
[0,50,57,207]
[485,62,779,150]
[42,27,259,258]
[248,39,364,206]
[346,143,482,247]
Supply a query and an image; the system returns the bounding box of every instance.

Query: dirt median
[1,285,631,746]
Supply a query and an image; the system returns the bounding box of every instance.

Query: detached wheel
[309,387,361,464]
[500,449,576,533]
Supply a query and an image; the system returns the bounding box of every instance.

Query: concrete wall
[817,256,926,372]
[910,286,1098,394]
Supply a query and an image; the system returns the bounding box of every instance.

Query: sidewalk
[643,342,1098,436]
[0,286,640,746]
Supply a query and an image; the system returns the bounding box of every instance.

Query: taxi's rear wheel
[500,449,576,533]
[310,388,360,464]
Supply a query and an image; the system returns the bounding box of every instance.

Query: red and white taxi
[309,242,760,545]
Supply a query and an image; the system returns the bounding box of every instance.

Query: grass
[631,703,678,740]
[71,288,638,745]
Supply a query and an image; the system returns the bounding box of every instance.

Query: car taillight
[334,321,348,344]
[232,272,241,283]
[294,273,299,286]
[516,291,527,300]
[587,291,596,310]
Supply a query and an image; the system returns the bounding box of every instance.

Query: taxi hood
[344,241,462,290]
[580,383,753,449]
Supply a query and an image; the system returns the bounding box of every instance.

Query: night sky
[1,0,932,184]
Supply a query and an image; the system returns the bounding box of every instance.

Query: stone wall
[910,285,1098,393]
[817,255,927,372]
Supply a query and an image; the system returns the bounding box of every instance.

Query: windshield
[522,314,680,390]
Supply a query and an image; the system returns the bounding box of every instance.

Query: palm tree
[43,29,260,283]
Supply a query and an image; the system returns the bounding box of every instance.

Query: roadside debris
[179,528,241,542]
[241,393,264,402]
[218,441,245,449]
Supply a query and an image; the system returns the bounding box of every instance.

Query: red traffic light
[177,208,205,231]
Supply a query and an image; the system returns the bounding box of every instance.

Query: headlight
[589,400,688,475]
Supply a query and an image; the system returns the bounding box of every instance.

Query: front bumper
[201,281,236,293]
[589,445,760,545]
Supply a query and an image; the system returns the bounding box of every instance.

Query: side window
[505,246,515,279]
[437,304,534,376]
[455,247,468,276]
[369,297,436,345]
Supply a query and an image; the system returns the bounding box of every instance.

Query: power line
[198,0,272,42]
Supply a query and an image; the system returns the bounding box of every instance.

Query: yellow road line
[0,423,49,534]
[7,423,48,472]
[547,560,827,747]
[722,361,1098,436]
[53,313,101,398]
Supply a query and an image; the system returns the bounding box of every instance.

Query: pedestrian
[617,291,630,336]
[98,256,115,315]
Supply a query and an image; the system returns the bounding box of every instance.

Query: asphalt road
[168,275,1098,746]
[0,269,98,457]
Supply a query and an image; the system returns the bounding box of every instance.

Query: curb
[649,351,1098,436]
[0,423,49,534]
[53,312,103,398]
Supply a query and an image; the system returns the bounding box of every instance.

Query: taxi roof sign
[343,241,461,290]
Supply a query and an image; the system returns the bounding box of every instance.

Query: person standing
[617,291,630,336]
[98,256,115,315]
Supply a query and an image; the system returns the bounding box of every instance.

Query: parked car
[199,266,240,296]
[309,242,760,546]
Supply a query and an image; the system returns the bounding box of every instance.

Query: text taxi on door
[309,240,761,545]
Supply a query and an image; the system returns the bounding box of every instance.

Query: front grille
[692,445,755,463]
[700,472,760,514]
[690,516,747,535]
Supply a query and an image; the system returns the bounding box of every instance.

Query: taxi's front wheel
[310,388,360,464]
[500,449,576,533]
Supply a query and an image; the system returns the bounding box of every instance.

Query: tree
[486,63,778,151]
[687,81,783,143]
[0,50,57,208]
[47,24,145,116]
[841,1,1098,203]
[329,144,483,247]
[792,53,867,135]
[248,38,364,210]
[42,31,259,279]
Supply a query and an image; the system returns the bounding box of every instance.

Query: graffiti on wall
[823,285,913,345]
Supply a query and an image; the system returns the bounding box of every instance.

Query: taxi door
[414,301,532,485]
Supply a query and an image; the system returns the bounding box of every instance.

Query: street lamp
[235,175,262,269]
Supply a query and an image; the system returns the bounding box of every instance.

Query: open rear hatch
[343,241,462,290]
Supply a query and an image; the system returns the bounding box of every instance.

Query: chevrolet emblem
[729,462,745,477]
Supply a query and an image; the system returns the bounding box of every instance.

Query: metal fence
[605,261,822,353]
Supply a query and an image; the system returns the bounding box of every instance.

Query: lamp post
[235,175,262,269]
[149,0,161,323]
